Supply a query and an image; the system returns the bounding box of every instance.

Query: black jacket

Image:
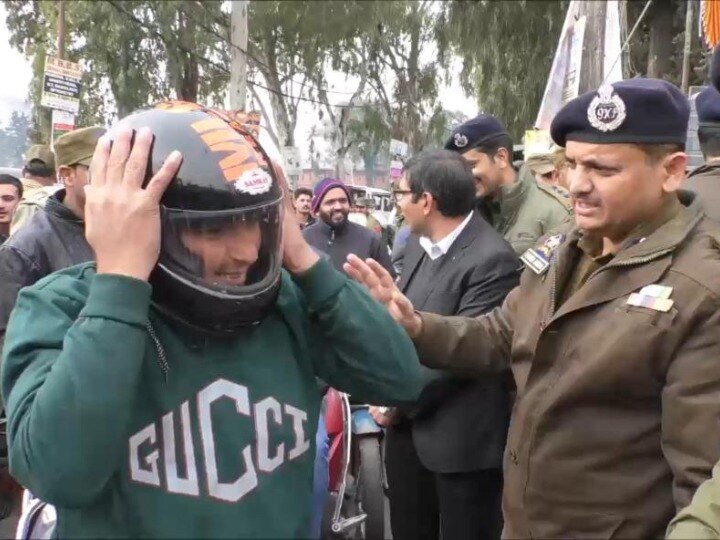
[302,218,395,277]
[398,211,520,473]
[0,190,93,347]
[685,163,720,222]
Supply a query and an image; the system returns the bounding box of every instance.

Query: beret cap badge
[454,132,469,148]
[587,84,627,133]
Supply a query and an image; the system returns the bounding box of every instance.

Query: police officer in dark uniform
[685,86,720,221]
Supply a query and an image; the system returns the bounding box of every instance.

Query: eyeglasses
[392,190,413,202]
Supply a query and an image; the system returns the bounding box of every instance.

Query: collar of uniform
[576,193,701,264]
[20,178,46,192]
[496,167,529,217]
[418,212,473,260]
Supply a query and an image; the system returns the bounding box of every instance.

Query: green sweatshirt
[2,259,422,538]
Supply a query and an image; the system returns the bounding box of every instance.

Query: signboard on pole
[41,56,82,114]
[389,139,409,179]
[51,109,76,145]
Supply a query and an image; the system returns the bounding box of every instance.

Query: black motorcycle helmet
[110,101,284,335]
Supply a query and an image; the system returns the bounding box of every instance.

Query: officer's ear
[494,147,511,169]
[660,151,687,194]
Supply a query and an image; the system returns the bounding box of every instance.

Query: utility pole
[57,0,65,59]
[578,0,607,94]
[681,0,695,94]
[229,1,248,111]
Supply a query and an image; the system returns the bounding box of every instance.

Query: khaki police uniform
[411,79,720,538]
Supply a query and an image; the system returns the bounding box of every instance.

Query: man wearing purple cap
[302,177,395,538]
[302,177,394,276]
[345,78,720,538]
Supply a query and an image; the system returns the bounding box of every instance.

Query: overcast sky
[0,3,33,125]
[0,3,478,164]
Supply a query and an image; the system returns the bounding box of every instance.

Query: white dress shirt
[418,212,473,261]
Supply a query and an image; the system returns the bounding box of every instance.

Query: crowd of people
[3,47,720,540]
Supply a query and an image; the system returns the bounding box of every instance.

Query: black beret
[550,78,689,147]
[711,44,720,92]
[445,114,508,153]
[696,86,720,126]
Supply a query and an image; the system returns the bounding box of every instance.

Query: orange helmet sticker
[190,116,263,183]
[155,101,205,114]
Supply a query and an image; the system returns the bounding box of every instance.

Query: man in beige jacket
[10,144,58,234]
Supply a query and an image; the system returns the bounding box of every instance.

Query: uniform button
[509,450,519,464]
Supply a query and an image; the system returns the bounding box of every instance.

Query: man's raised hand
[85,126,182,281]
[343,255,422,338]
[272,160,319,275]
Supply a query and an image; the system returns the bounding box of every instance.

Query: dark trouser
[385,422,503,540]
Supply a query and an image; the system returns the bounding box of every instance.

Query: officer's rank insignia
[521,234,565,275]
[587,84,627,132]
[626,284,674,312]
[454,132,468,148]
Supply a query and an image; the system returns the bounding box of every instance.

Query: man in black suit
[370,150,520,540]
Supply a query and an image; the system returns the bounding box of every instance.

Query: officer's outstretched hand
[272,160,320,275]
[86,126,182,281]
[344,255,422,338]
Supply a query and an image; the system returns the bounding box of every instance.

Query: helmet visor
[158,198,283,299]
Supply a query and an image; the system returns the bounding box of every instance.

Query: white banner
[535,1,581,130]
[535,0,623,130]
[603,0,623,84]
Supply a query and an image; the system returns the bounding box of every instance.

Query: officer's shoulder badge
[537,181,573,212]
[520,234,565,275]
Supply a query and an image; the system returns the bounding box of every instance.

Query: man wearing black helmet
[1,102,423,538]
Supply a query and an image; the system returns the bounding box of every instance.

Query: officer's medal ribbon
[626,284,674,312]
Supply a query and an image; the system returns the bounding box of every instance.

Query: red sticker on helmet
[234,169,272,195]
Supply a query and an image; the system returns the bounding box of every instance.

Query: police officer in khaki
[346,78,720,538]
[11,144,58,234]
[445,115,572,255]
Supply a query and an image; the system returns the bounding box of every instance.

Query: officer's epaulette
[520,233,566,275]
[537,181,573,212]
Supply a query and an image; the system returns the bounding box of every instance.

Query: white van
[347,185,394,228]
